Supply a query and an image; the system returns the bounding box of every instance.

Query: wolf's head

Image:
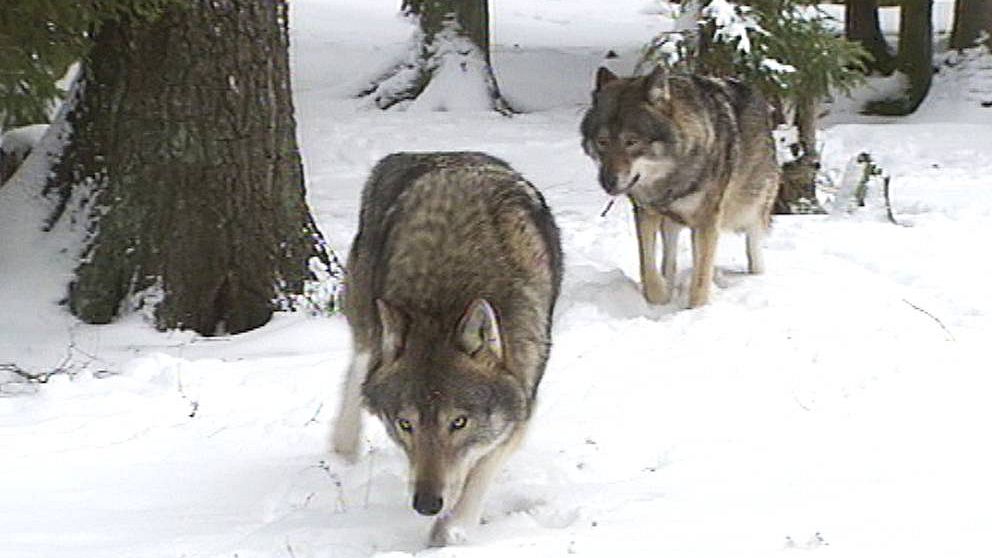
[363,298,527,517]
[580,65,681,196]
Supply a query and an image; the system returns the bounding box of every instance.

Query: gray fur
[331,152,562,545]
[580,67,780,307]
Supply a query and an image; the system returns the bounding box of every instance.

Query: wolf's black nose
[599,166,619,195]
[412,493,443,516]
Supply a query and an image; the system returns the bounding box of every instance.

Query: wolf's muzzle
[599,168,640,196]
[413,492,444,516]
[598,166,619,195]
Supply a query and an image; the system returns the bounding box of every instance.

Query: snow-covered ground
[2,1,991,557]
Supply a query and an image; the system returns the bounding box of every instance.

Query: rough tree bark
[359,0,510,112]
[45,0,333,336]
[950,0,992,49]
[845,0,896,74]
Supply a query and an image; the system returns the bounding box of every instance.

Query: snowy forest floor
[2,1,991,557]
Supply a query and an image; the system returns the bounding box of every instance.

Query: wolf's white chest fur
[666,190,705,220]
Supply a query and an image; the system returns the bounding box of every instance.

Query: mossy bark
[47,0,331,335]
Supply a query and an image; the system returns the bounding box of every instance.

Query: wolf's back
[346,152,562,389]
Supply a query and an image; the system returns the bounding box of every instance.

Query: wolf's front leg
[660,216,681,286]
[330,351,370,463]
[689,225,719,308]
[634,205,669,304]
[428,427,527,546]
[745,226,765,275]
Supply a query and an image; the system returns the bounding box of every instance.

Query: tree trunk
[45,0,335,336]
[774,96,823,215]
[845,0,896,73]
[950,0,992,49]
[866,0,934,115]
[359,0,510,113]
[897,0,934,112]
[405,0,491,63]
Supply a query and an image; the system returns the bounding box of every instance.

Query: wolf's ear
[457,299,504,360]
[645,65,670,104]
[376,299,408,364]
[595,67,618,91]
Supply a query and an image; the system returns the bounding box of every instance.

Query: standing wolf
[580,66,779,307]
[331,152,563,546]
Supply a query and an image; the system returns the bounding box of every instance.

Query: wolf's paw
[642,277,671,305]
[429,521,468,547]
[712,268,730,289]
[330,426,360,464]
[687,282,711,308]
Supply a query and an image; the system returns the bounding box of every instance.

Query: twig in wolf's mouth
[599,199,615,217]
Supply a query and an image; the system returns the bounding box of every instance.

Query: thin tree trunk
[774,96,822,214]
[360,0,510,112]
[866,0,934,115]
[46,0,335,336]
[845,0,896,73]
[404,0,491,62]
[950,0,992,49]
[897,0,934,111]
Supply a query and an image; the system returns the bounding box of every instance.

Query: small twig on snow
[304,402,324,426]
[317,459,348,512]
[882,175,903,226]
[365,448,376,508]
[902,299,956,341]
[175,365,200,418]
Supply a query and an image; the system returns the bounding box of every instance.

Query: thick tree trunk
[950,0,992,49]
[845,0,896,73]
[45,0,335,336]
[360,0,510,112]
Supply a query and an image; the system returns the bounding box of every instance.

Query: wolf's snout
[412,492,444,516]
[599,166,639,196]
[598,166,619,194]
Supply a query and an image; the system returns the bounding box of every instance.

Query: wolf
[580,66,780,307]
[330,152,563,546]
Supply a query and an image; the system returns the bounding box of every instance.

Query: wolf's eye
[396,418,413,433]
[624,137,643,149]
[450,416,468,431]
[595,137,609,150]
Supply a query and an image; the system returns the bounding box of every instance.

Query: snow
[406,25,496,113]
[0,124,49,159]
[761,58,796,74]
[701,0,759,54]
[3,1,992,557]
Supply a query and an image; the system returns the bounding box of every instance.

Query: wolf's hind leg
[429,426,528,546]
[330,351,371,462]
[745,226,765,275]
[634,205,670,304]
